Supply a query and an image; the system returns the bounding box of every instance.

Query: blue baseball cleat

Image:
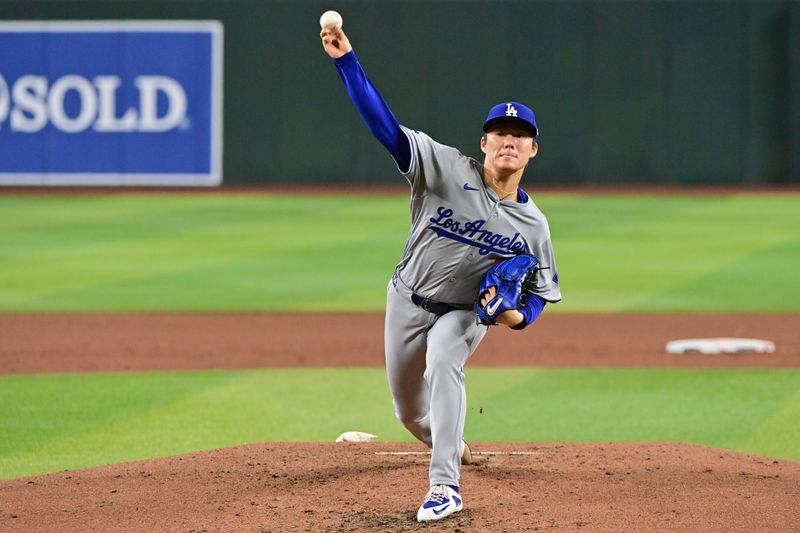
[416,484,463,522]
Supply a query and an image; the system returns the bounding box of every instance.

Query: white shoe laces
[425,485,449,505]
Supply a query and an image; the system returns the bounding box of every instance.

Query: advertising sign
[0,21,223,185]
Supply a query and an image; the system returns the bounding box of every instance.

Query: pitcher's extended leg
[384,279,436,445]
[425,310,487,486]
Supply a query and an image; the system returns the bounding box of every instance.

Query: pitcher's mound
[2,442,799,532]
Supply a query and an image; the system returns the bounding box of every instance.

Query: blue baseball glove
[475,254,540,325]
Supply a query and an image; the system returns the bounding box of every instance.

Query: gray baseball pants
[384,273,488,486]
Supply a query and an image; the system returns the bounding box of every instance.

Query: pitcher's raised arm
[320,26,411,172]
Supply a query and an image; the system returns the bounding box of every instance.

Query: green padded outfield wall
[1,0,797,186]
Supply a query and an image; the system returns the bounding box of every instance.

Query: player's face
[481,124,538,175]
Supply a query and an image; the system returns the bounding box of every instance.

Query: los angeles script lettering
[428,206,528,254]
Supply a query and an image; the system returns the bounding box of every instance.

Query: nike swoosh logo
[486,297,503,315]
[463,183,480,191]
[432,504,451,515]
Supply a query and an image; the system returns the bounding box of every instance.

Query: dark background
[2,0,798,186]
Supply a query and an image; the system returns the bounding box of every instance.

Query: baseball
[319,10,343,29]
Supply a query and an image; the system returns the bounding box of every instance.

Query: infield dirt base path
[2,312,799,532]
[1,312,798,374]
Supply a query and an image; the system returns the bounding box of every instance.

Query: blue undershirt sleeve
[511,294,546,330]
[333,50,412,172]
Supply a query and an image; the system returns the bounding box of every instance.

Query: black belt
[411,293,459,316]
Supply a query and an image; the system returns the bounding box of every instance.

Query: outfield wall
[0,0,797,186]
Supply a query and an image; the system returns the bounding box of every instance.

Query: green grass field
[2,368,799,479]
[1,192,798,479]
[1,192,798,312]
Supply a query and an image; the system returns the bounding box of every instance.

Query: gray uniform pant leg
[385,277,487,486]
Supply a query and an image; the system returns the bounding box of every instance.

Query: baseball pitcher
[320,23,561,522]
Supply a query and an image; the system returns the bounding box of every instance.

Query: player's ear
[480,134,487,154]
[530,141,538,159]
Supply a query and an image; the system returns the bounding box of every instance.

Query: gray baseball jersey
[393,126,561,305]
[385,126,560,488]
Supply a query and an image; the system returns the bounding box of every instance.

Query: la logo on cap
[505,103,518,117]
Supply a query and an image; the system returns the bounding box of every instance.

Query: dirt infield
[2,442,799,532]
[1,312,798,374]
[2,312,799,531]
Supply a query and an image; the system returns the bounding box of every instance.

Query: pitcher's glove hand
[475,254,540,326]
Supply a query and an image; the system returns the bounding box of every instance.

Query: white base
[666,337,775,355]
[335,431,377,443]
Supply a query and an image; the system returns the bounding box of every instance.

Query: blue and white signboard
[0,21,223,185]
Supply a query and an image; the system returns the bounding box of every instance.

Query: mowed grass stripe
[0,371,246,456]
[1,193,798,312]
[0,194,407,311]
[638,236,800,311]
[467,369,800,451]
[549,194,800,311]
[0,369,405,479]
[1,368,798,479]
[741,389,800,459]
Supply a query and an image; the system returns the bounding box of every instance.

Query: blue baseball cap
[482,101,538,139]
